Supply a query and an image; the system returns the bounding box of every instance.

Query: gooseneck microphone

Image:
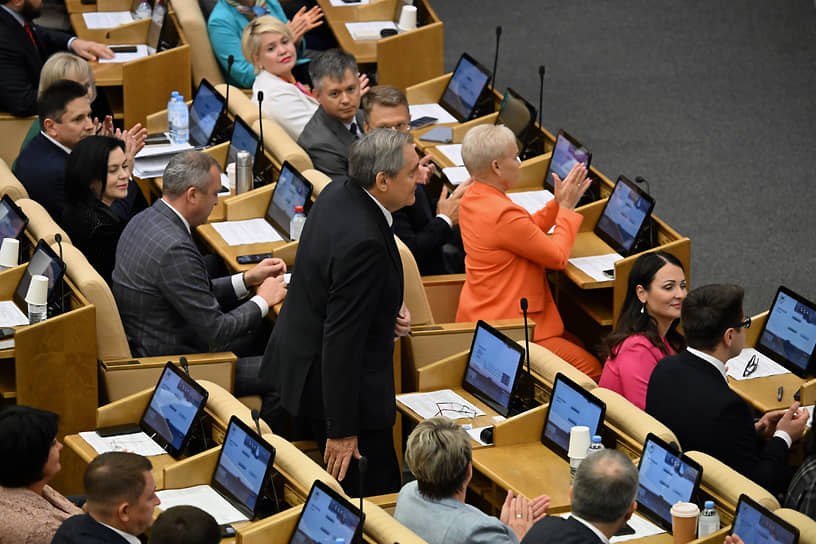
[251,409,262,436]
[257,90,265,161]
[489,25,502,97]
[635,175,651,195]
[54,233,64,316]
[358,455,368,514]
[179,356,190,376]
[520,297,534,408]
[537,64,546,132]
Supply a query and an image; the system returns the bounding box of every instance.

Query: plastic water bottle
[167,91,179,141]
[27,302,47,324]
[697,500,720,537]
[173,96,189,144]
[290,205,306,241]
[151,0,166,24]
[587,435,604,455]
[134,0,152,20]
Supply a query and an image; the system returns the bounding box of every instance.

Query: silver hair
[461,124,517,177]
[162,151,220,198]
[348,129,411,189]
[572,449,639,523]
[309,48,358,92]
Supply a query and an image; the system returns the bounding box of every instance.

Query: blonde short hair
[461,124,517,177]
[404,417,471,500]
[241,16,293,74]
[38,52,96,101]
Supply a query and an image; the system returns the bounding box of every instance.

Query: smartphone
[0,327,14,340]
[236,253,273,265]
[111,45,138,54]
[410,116,437,130]
[96,423,141,437]
[145,133,170,146]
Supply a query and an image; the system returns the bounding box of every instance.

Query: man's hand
[244,257,286,287]
[256,275,287,306]
[358,73,370,96]
[415,154,435,185]
[500,490,535,541]
[755,408,786,440]
[552,162,590,211]
[725,535,745,544]
[394,301,411,341]
[775,401,809,443]
[435,177,472,226]
[70,39,114,61]
[529,494,550,522]
[287,5,324,42]
[324,436,360,482]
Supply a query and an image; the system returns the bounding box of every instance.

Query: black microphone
[179,356,190,376]
[635,175,651,195]
[257,90,266,175]
[489,25,502,98]
[225,55,234,107]
[54,233,65,316]
[358,456,368,514]
[537,64,546,132]
[480,426,494,444]
[520,297,534,408]
[250,409,262,436]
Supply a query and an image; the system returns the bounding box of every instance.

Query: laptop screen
[462,320,525,417]
[227,116,260,168]
[637,433,702,532]
[540,373,605,457]
[594,175,655,257]
[265,161,313,240]
[189,79,226,148]
[439,53,491,122]
[139,362,208,458]
[543,129,591,191]
[731,494,799,544]
[756,286,816,377]
[290,480,363,544]
[0,195,28,240]
[212,417,275,519]
[13,240,66,310]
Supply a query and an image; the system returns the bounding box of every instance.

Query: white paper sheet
[345,21,397,40]
[610,513,666,542]
[79,430,166,456]
[397,389,486,420]
[508,189,555,215]
[725,348,791,381]
[98,44,150,63]
[441,166,470,185]
[0,300,29,327]
[436,144,464,166]
[135,142,193,158]
[156,485,249,525]
[568,253,623,282]
[409,104,458,125]
[211,218,283,246]
[132,156,170,178]
[82,11,134,29]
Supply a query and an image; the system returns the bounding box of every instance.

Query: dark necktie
[23,22,38,51]
[349,122,359,139]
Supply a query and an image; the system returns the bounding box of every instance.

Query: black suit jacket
[521,516,605,544]
[13,132,68,219]
[645,350,792,494]
[260,180,403,438]
[0,7,71,116]
[393,184,452,275]
[51,513,132,544]
[296,106,364,183]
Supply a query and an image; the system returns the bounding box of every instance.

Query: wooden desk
[195,223,294,274]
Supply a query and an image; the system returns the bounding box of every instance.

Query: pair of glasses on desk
[743,354,759,378]
[435,402,477,420]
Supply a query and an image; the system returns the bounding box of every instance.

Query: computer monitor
[139,362,209,458]
[594,175,655,257]
[636,433,702,533]
[540,373,606,458]
[0,195,28,240]
[227,116,260,168]
[755,286,816,378]
[461,320,525,417]
[211,416,276,520]
[731,494,799,544]
[289,480,363,544]
[496,88,537,154]
[189,79,227,148]
[265,161,313,241]
[439,53,492,122]
[543,129,591,191]
[13,239,66,310]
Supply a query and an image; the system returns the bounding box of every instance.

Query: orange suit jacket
[456,182,583,343]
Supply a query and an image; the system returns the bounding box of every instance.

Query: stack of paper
[211,218,283,246]
[397,389,485,420]
[82,11,133,29]
[79,431,166,456]
[725,348,791,380]
[568,254,622,282]
[441,166,470,185]
[508,190,555,215]
[408,104,458,125]
[436,144,464,166]
[156,486,248,525]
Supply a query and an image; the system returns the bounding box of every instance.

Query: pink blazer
[599,334,675,410]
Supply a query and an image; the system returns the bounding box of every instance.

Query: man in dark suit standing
[0,0,113,117]
[261,129,415,496]
[646,284,808,495]
[297,48,365,183]
[522,449,639,544]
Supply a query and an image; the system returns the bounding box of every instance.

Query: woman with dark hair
[599,251,687,409]
[0,406,82,543]
[62,135,143,284]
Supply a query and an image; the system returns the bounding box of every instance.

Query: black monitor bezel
[190,78,228,148]
[13,239,66,311]
[288,479,364,544]
[496,87,537,152]
[730,493,799,544]
[264,160,313,241]
[542,129,592,192]
[439,52,493,123]
[540,372,606,460]
[0,194,29,241]
[594,175,656,257]
[754,285,816,378]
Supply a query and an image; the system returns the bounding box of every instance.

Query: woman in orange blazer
[456,125,602,380]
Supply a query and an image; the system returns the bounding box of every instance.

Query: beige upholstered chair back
[0,114,36,166]
[18,198,71,246]
[263,433,346,498]
[215,83,260,125]
[522,341,597,393]
[252,119,313,173]
[171,0,224,87]
[396,236,434,326]
[303,169,331,196]
[197,380,272,434]
[56,243,131,360]
[775,509,816,544]
[590,387,680,453]
[361,500,429,543]
[0,159,28,200]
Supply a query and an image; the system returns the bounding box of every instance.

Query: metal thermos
[236,150,253,194]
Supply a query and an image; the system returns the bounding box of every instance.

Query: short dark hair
[681,284,745,351]
[162,150,220,198]
[0,406,59,487]
[309,48,358,91]
[65,136,126,204]
[84,452,152,516]
[404,417,472,501]
[572,449,638,523]
[348,128,411,189]
[38,79,88,130]
[149,505,220,544]
[361,85,408,124]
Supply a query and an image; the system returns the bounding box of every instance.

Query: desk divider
[492,403,548,447]
[162,446,220,489]
[415,349,468,392]
[96,387,152,427]
[235,505,302,544]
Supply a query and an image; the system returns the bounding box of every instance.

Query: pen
[778,386,784,402]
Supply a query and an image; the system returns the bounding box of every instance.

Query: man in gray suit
[112,151,286,404]
[297,48,365,183]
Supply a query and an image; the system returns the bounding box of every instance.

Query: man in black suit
[297,48,365,183]
[523,449,638,544]
[260,129,416,496]
[52,452,160,544]
[646,284,808,495]
[0,0,113,117]
[361,85,470,275]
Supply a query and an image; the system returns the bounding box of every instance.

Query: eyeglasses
[435,402,477,420]
[735,316,752,329]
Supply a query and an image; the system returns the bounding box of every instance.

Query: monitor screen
[227,117,259,168]
[637,434,701,531]
[439,53,491,122]
[290,481,363,544]
[189,80,225,148]
[266,162,312,240]
[543,130,591,191]
[594,176,655,257]
[497,88,536,145]
[140,363,208,458]
[0,195,27,240]
[541,373,605,457]
[731,494,798,544]
[462,320,524,416]
[13,240,65,310]
[212,418,274,516]
[757,287,816,375]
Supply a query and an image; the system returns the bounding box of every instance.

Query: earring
[640,303,646,314]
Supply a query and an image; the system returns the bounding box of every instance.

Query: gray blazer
[296,106,364,183]
[112,199,261,356]
[394,481,519,544]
